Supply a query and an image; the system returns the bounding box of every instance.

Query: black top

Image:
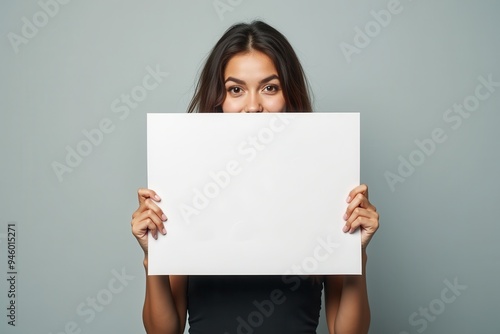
[187,275,323,334]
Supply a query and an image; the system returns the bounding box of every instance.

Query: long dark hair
[187,20,313,113]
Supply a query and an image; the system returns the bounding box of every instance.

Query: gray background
[1,0,499,333]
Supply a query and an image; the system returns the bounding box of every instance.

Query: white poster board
[147,112,360,275]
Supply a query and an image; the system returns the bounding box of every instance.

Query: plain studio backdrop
[1,1,499,333]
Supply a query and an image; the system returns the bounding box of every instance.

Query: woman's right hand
[131,188,168,255]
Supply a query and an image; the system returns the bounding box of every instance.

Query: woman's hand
[131,188,168,255]
[342,184,379,249]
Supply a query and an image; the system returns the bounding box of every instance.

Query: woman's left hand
[343,184,379,249]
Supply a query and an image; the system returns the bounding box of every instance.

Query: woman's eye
[263,85,279,93]
[228,87,242,94]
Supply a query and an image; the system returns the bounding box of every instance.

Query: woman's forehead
[224,51,279,81]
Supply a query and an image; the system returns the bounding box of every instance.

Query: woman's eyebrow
[224,74,280,85]
[225,77,245,85]
[259,74,279,84]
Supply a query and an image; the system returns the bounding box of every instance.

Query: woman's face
[222,51,286,113]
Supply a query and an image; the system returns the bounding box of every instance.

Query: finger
[133,215,163,240]
[346,207,379,224]
[343,207,379,233]
[137,188,161,204]
[346,184,368,203]
[133,210,167,236]
[143,209,167,235]
[142,198,168,222]
[344,208,379,231]
[347,215,370,233]
[344,193,376,221]
[133,193,167,221]
[346,216,378,235]
[131,204,148,220]
[148,219,159,240]
[132,217,155,238]
[347,216,378,249]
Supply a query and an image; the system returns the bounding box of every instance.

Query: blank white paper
[147,112,360,275]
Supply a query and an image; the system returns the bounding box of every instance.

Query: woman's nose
[244,93,263,112]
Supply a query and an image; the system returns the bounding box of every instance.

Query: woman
[131,21,379,334]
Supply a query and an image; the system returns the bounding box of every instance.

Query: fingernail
[162,228,167,235]
[346,196,351,203]
[343,213,347,221]
[342,225,349,233]
[162,214,167,221]
[154,233,158,240]
[154,195,161,201]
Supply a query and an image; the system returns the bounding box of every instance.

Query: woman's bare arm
[142,258,187,334]
[131,189,188,333]
[325,184,379,333]
[325,251,370,334]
